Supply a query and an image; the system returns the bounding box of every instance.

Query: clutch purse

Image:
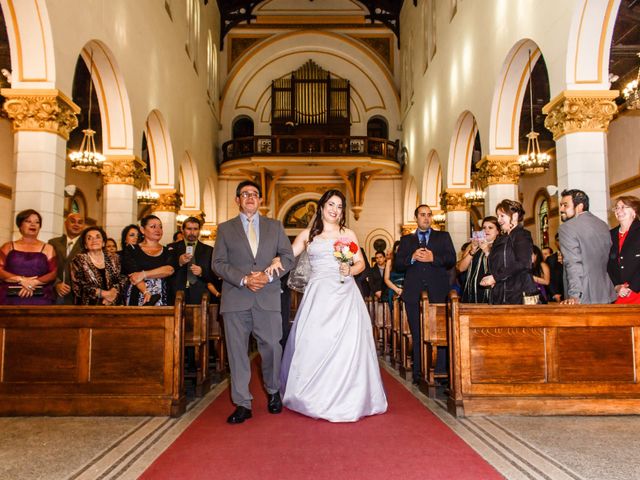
[287,250,311,293]
[6,285,44,297]
[522,292,540,305]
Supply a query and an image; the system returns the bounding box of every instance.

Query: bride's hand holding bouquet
[333,237,358,283]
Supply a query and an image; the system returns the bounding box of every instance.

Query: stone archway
[179,151,200,212]
[421,149,442,210]
[447,111,478,189]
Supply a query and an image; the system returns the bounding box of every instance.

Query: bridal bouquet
[333,237,358,283]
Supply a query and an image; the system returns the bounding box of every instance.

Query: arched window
[186,0,200,70]
[367,117,388,139]
[232,116,254,139]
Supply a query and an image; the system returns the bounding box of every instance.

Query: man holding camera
[168,216,214,305]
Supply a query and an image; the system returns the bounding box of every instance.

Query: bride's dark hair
[309,189,347,243]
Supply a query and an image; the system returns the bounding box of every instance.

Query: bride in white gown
[272,190,387,422]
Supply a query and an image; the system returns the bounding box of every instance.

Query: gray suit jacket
[212,215,294,313]
[48,234,83,304]
[559,211,616,304]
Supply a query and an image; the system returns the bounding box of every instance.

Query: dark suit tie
[418,231,427,247]
[186,243,198,286]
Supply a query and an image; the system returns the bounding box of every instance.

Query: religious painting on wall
[284,200,319,228]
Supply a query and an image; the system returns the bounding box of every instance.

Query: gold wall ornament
[440,189,470,212]
[336,167,381,220]
[153,191,182,213]
[477,155,521,185]
[101,156,145,185]
[542,90,619,141]
[201,223,217,241]
[401,223,417,236]
[1,88,80,140]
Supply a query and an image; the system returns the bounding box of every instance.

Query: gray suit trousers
[223,304,282,408]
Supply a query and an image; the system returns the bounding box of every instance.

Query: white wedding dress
[280,237,388,422]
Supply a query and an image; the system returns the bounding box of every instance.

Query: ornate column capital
[401,223,417,236]
[1,88,80,140]
[102,155,145,186]
[441,189,470,212]
[153,190,182,213]
[477,155,520,186]
[542,90,619,141]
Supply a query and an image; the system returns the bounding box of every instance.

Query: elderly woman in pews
[457,216,499,304]
[0,209,57,305]
[479,200,538,305]
[607,195,640,304]
[71,226,126,305]
[122,215,174,306]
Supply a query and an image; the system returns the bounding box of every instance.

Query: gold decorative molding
[102,155,145,186]
[610,173,640,196]
[0,183,12,199]
[201,223,218,242]
[477,155,520,186]
[1,88,80,140]
[401,223,417,236]
[441,189,470,212]
[336,167,381,220]
[153,190,182,213]
[542,90,619,141]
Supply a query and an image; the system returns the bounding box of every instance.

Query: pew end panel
[446,296,640,417]
[0,293,186,417]
[419,291,448,398]
[183,294,211,397]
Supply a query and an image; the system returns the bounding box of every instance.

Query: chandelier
[137,188,159,205]
[68,49,105,173]
[518,49,550,175]
[464,172,485,206]
[622,53,640,110]
[432,213,446,229]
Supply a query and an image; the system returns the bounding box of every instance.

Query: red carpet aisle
[141,364,502,480]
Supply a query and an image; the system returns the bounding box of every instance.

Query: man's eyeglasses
[239,191,260,199]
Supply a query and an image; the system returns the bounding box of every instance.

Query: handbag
[7,285,44,297]
[287,250,311,293]
[522,292,540,305]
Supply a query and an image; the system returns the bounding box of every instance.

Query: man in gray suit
[213,180,294,424]
[558,189,615,304]
[48,213,85,305]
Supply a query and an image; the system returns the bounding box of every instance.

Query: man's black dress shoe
[227,406,252,424]
[412,378,421,386]
[267,392,283,414]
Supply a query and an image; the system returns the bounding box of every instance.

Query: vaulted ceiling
[215,0,409,48]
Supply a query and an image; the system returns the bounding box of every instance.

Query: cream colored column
[442,190,470,252]
[543,90,618,222]
[101,155,142,241]
[1,89,79,240]
[477,155,521,216]
[153,191,182,244]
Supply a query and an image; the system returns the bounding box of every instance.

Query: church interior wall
[607,113,640,215]
[399,0,579,197]
[0,117,14,243]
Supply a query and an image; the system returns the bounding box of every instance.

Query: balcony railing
[221,135,399,163]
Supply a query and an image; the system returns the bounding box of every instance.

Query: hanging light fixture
[622,53,640,110]
[464,172,485,206]
[136,173,159,205]
[432,212,446,229]
[68,49,105,173]
[518,49,551,175]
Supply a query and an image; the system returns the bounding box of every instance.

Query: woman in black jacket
[480,199,538,304]
[607,195,640,304]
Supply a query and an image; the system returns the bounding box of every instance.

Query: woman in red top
[607,196,640,304]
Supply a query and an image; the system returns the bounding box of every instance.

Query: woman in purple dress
[0,209,57,305]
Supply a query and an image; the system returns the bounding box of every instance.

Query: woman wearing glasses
[607,196,640,304]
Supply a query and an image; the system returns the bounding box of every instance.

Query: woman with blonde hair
[607,195,640,304]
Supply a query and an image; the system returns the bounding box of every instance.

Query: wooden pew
[208,303,226,376]
[184,294,211,397]
[420,291,448,398]
[381,301,392,361]
[447,291,640,417]
[0,292,186,417]
[398,298,412,380]
[390,296,402,369]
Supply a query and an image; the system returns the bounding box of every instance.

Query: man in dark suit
[367,250,387,302]
[48,213,85,304]
[213,180,294,424]
[396,204,456,385]
[168,216,214,305]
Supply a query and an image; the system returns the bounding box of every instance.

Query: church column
[543,90,618,222]
[1,88,79,240]
[442,189,470,251]
[477,155,521,215]
[153,190,182,244]
[101,155,143,241]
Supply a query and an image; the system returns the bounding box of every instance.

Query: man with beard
[558,189,615,304]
